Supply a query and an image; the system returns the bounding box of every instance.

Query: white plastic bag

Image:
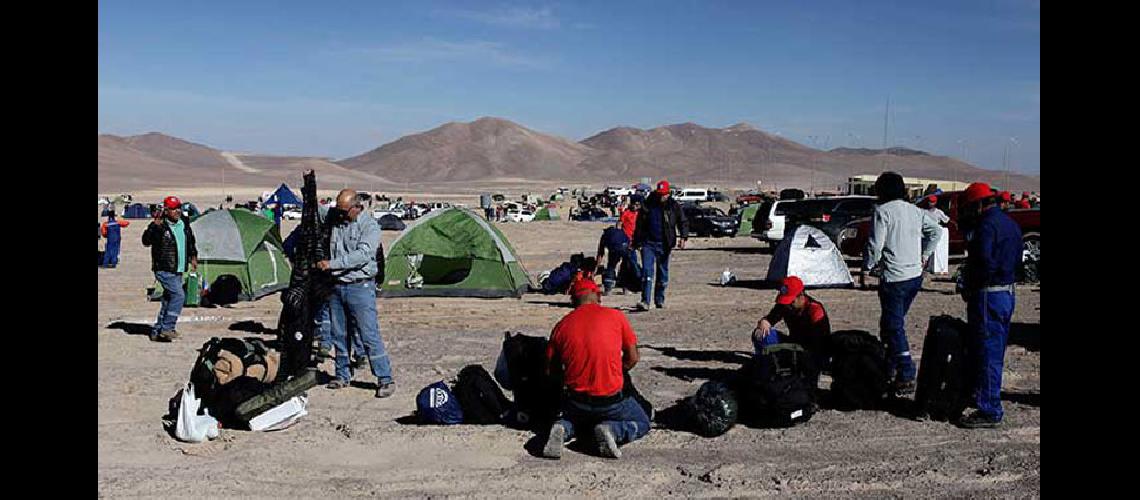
[248,396,308,432]
[174,382,220,443]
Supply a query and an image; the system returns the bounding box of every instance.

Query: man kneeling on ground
[542,278,650,459]
[753,276,831,383]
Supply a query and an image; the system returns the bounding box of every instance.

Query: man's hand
[152,211,164,226]
[753,319,772,343]
[677,238,687,250]
[315,260,330,271]
[190,257,198,272]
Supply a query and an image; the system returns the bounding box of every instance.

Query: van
[675,189,709,203]
[750,199,794,245]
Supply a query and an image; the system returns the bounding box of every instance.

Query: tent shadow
[1008,322,1040,352]
[106,321,152,336]
[526,300,574,309]
[643,345,752,365]
[715,279,778,291]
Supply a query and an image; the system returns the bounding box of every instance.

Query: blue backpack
[542,262,579,295]
[415,381,464,425]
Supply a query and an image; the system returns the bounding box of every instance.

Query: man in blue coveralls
[956,182,1022,429]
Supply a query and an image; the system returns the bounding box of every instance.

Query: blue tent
[265,184,302,207]
[123,203,151,219]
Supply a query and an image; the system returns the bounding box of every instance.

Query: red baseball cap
[568,276,600,297]
[925,194,938,205]
[962,182,995,205]
[656,180,670,195]
[775,276,804,305]
[1000,191,1012,202]
[163,196,182,209]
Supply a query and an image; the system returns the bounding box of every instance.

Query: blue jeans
[966,289,1015,421]
[153,271,185,335]
[557,396,651,445]
[328,279,393,384]
[877,275,923,382]
[315,301,364,356]
[101,236,121,267]
[640,242,670,306]
[602,244,640,293]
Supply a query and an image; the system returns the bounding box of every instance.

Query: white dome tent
[765,225,854,288]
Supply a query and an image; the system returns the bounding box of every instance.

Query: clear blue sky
[99,0,1040,174]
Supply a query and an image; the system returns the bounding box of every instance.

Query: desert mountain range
[99,117,1040,192]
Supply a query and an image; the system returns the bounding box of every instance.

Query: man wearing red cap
[955,182,1022,429]
[632,180,689,311]
[998,191,1012,211]
[141,196,198,342]
[753,276,831,382]
[541,277,649,459]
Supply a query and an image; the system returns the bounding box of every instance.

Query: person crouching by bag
[541,278,650,459]
[752,276,831,385]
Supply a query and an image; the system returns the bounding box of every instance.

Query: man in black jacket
[141,196,198,342]
[631,180,688,311]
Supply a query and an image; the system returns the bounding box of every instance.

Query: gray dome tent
[766,225,854,288]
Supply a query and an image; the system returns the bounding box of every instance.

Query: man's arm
[864,206,888,271]
[619,313,640,371]
[596,234,607,263]
[329,219,381,270]
[545,326,561,377]
[141,220,161,247]
[675,203,690,240]
[919,210,941,263]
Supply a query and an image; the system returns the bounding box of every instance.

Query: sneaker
[892,379,917,397]
[593,424,621,459]
[635,302,651,311]
[166,330,181,340]
[375,381,396,398]
[326,379,350,390]
[316,347,333,360]
[957,411,1001,429]
[542,422,565,459]
[352,356,369,369]
[655,302,665,309]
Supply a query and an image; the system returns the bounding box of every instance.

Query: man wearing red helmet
[541,277,649,459]
[956,182,1022,429]
[141,196,198,342]
[631,180,689,311]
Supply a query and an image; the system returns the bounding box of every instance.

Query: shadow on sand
[643,345,752,365]
[106,321,152,336]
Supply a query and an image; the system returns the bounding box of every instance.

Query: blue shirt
[964,206,1022,289]
[329,212,382,283]
[167,218,187,273]
[646,204,665,242]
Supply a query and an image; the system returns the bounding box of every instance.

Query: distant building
[846,175,971,198]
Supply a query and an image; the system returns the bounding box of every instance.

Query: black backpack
[827,330,890,410]
[915,315,972,421]
[739,343,816,427]
[501,333,562,429]
[688,381,739,437]
[617,253,643,293]
[453,364,513,424]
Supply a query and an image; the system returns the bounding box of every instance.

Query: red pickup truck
[837,191,1040,280]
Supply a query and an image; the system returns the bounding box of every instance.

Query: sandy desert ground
[97,205,1040,497]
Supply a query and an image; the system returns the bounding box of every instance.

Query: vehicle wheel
[1019,232,1040,284]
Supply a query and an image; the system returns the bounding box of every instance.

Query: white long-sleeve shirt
[864,199,942,283]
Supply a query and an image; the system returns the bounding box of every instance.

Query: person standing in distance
[319,189,396,398]
[141,196,197,342]
[631,180,689,311]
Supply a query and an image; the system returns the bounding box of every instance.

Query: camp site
[98,2,1039,496]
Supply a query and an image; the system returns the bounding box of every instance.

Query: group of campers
[144,172,1023,458]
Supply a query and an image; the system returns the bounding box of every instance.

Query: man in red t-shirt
[753,276,831,382]
[541,278,650,459]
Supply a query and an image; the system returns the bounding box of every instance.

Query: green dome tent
[381,207,533,298]
[534,206,561,221]
[736,205,760,236]
[148,208,291,303]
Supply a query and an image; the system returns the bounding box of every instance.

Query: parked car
[750,198,797,245]
[781,196,877,245]
[706,190,729,202]
[283,208,302,220]
[372,204,407,219]
[736,191,766,205]
[683,205,739,237]
[836,191,1041,282]
[675,188,709,203]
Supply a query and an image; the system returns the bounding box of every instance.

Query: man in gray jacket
[318,189,396,398]
[864,172,941,396]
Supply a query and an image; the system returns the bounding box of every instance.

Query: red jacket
[619,209,638,240]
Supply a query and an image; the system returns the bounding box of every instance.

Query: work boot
[635,302,651,312]
[375,381,396,398]
[957,411,1002,429]
[151,330,175,342]
[593,424,621,459]
[316,346,333,360]
[166,330,181,340]
[655,302,665,309]
[892,379,917,397]
[352,355,369,370]
[542,422,565,459]
[326,379,350,390]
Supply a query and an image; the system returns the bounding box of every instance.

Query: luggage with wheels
[915,315,971,421]
[827,330,890,410]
